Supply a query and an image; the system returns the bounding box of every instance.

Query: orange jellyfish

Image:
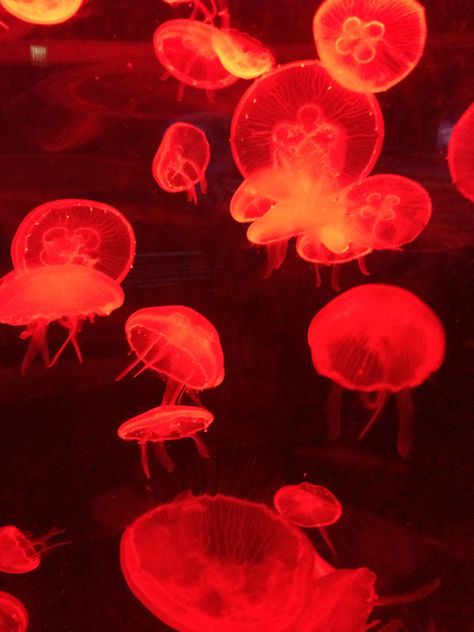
[0,525,66,574]
[447,102,474,202]
[11,199,136,284]
[0,264,124,373]
[117,306,224,405]
[308,284,446,458]
[152,122,211,204]
[0,591,28,632]
[0,0,83,25]
[230,60,384,187]
[118,404,213,477]
[211,28,274,79]
[313,0,427,93]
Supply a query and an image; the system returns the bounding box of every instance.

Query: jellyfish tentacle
[153,441,175,472]
[318,526,337,556]
[264,241,287,277]
[139,442,152,479]
[374,578,441,607]
[314,264,322,287]
[19,320,50,373]
[327,382,343,441]
[330,264,342,292]
[116,340,161,381]
[396,388,414,459]
[49,316,83,367]
[162,377,187,406]
[358,255,370,276]
[193,433,210,459]
[358,391,388,440]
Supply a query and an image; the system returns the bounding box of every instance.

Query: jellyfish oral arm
[19,318,50,374]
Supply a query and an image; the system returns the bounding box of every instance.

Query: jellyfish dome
[0,591,28,632]
[0,525,65,574]
[313,0,427,93]
[230,60,384,187]
[11,199,136,283]
[447,102,474,202]
[273,483,342,529]
[0,0,83,25]
[211,28,275,79]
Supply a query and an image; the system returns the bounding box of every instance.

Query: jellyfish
[152,122,211,204]
[0,525,67,574]
[117,306,224,406]
[447,102,474,202]
[313,0,427,93]
[211,28,274,79]
[0,0,83,25]
[307,284,446,458]
[118,404,213,477]
[230,60,384,188]
[0,591,28,632]
[0,264,124,373]
[11,199,136,283]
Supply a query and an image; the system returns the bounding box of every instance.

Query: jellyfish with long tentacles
[447,102,474,202]
[0,0,83,25]
[0,525,68,574]
[0,591,28,632]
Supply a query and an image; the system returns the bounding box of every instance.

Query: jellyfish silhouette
[447,102,474,202]
[308,284,445,458]
[0,591,28,632]
[152,123,211,204]
[0,264,124,373]
[118,404,214,477]
[0,525,67,574]
[117,306,224,405]
[0,0,83,24]
[11,199,136,283]
[211,28,274,79]
[313,0,427,93]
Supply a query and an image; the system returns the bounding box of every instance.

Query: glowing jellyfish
[152,122,211,204]
[0,525,66,574]
[230,60,384,187]
[0,591,28,632]
[308,284,446,458]
[11,199,136,283]
[0,264,124,373]
[313,0,427,93]
[211,28,274,79]
[118,404,213,477]
[117,306,224,405]
[0,0,83,25]
[447,102,474,202]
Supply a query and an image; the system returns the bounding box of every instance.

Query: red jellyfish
[152,123,211,204]
[0,0,83,25]
[0,591,28,632]
[0,525,67,574]
[118,405,213,477]
[313,0,427,93]
[0,264,124,373]
[308,284,446,458]
[448,102,474,202]
[11,199,136,284]
[117,306,224,405]
[211,28,274,79]
[230,60,384,188]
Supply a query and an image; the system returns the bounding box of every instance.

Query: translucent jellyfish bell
[308,284,446,458]
[0,591,28,632]
[0,525,67,574]
[0,0,83,25]
[211,28,275,79]
[447,102,474,202]
[313,0,427,93]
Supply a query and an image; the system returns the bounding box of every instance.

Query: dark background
[0,0,473,630]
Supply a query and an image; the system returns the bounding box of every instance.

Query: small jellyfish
[0,0,83,25]
[0,591,28,632]
[152,122,211,204]
[118,404,214,477]
[313,0,427,93]
[0,264,124,373]
[117,306,224,405]
[307,284,446,458]
[211,28,274,79]
[447,102,474,202]
[0,525,67,574]
[11,199,136,283]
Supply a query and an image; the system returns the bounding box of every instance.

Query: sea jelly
[230,60,384,187]
[211,28,274,79]
[11,199,136,283]
[118,404,213,477]
[313,0,427,93]
[0,264,124,373]
[0,591,28,632]
[152,122,211,204]
[117,306,224,405]
[0,0,83,25]
[0,525,66,574]
[307,284,446,458]
[447,102,474,202]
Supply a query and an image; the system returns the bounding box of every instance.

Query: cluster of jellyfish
[0,0,472,630]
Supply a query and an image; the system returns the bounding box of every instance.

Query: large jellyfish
[313,0,427,93]
[0,591,28,632]
[0,0,83,25]
[307,284,446,458]
[0,525,66,574]
[447,102,474,202]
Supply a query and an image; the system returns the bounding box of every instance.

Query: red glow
[273,483,342,528]
[313,0,427,93]
[0,0,83,25]
[0,525,65,574]
[211,28,274,79]
[152,122,211,204]
[447,102,474,202]
[0,591,28,632]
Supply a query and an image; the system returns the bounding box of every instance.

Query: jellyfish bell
[0,264,124,373]
[307,284,446,458]
[0,591,28,632]
[229,179,275,224]
[118,404,214,477]
[152,122,211,204]
[313,0,427,93]
[273,483,342,529]
[211,28,275,79]
[447,102,474,202]
[0,525,67,574]
[0,0,83,25]
[11,199,136,284]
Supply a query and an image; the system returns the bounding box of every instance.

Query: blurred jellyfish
[211,28,274,79]
[313,0,427,93]
[0,525,67,574]
[152,123,211,204]
[308,284,446,458]
[0,591,28,632]
[447,102,474,202]
[0,0,83,25]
